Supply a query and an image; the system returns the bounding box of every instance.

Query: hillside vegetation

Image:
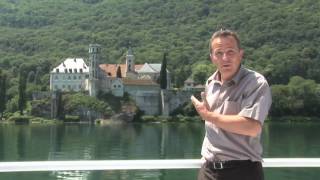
[0,0,320,118]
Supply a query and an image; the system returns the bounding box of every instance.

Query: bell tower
[126,46,135,73]
[88,44,101,97]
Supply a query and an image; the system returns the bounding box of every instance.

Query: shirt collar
[208,65,245,86]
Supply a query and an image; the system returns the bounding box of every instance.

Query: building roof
[184,78,195,83]
[136,63,162,73]
[122,78,158,86]
[99,64,144,77]
[51,58,89,73]
[194,84,205,89]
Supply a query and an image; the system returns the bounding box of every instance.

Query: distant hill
[0,0,320,87]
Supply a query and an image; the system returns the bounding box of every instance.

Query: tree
[56,90,64,120]
[159,52,168,89]
[27,71,35,83]
[270,76,320,117]
[116,66,122,78]
[0,70,7,119]
[18,68,27,115]
[192,63,214,85]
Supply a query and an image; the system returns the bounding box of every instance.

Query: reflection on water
[0,121,319,179]
[52,171,91,180]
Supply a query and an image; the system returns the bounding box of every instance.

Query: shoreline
[1,115,320,124]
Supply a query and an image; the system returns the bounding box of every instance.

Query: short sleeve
[238,78,272,123]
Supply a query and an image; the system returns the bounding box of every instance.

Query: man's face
[210,36,243,82]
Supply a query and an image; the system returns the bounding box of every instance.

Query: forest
[0,0,320,119]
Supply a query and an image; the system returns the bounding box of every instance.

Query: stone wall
[165,89,203,115]
[131,89,202,116]
[134,90,160,115]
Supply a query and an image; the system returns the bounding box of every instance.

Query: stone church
[50,44,171,115]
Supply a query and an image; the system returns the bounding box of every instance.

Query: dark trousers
[197,160,264,180]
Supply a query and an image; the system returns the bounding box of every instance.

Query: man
[191,29,272,180]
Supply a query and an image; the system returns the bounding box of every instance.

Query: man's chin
[220,70,236,81]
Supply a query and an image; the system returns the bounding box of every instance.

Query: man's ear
[209,53,215,62]
[239,49,244,60]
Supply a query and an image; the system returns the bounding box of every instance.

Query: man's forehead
[212,36,238,49]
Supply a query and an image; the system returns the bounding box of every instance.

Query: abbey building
[50,44,171,115]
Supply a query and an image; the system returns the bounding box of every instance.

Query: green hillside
[0,0,320,118]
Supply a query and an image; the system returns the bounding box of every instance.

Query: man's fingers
[190,95,198,103]
[191,95,200,105]
[201,91,210,110]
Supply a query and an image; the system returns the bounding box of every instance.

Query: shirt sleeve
[238,77,272,123]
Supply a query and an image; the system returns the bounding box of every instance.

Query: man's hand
[191,92,210,121]
[191,93,261,136]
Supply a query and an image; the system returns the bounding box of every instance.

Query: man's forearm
[204,112,262,137]
[191,95,261,137]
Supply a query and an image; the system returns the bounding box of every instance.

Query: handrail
[0,158,320,172]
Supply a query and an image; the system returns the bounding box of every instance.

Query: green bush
[140,115,157,122]
[7,115,32,124]
[64,115,80,123]
[269,116,320,122]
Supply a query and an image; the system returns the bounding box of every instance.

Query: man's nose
[222,53,228,61]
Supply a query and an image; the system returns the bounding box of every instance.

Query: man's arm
[191,95,261,137]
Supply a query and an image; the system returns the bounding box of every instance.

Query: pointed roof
[148,64,162,72]
[136,63,162,73]
[127,46,133,55]
[136,63,156,73]
[51,58,88,73]
[184,78,195,83]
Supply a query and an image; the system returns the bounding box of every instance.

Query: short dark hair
[209,29,241,54]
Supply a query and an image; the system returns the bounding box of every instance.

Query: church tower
[88,44,101,97]
[126,47,135,73]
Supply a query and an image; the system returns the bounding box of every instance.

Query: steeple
[126,46,135,73]
[88,44,101,97]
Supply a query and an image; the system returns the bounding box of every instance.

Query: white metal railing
[0,158,320,172]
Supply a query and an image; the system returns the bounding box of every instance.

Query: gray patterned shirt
[201,66,272,162]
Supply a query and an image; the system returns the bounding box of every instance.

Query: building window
[80,69,83,73]
[74,69,77,73]
[118,85,121,88]
[64,69,68,73]
[56,69,59,73]
[62,85,65,88]
[68,76,71,80]
[69,69,72,73]
[79,76,82,80]
[113,85,116,88]
[73,75,77,80]
[54,75,58,80]
[54,85,58,90]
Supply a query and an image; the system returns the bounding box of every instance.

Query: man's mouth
[222,64,231,68]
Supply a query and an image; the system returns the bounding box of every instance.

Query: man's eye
[226,50,235,55]
[215,51,223,56]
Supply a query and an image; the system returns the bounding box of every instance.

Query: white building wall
[50,58,89,92]
[50,73,89,92]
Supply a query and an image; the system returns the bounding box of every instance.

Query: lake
[0,121,319,180]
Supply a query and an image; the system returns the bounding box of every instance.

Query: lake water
[0,121,319,180]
